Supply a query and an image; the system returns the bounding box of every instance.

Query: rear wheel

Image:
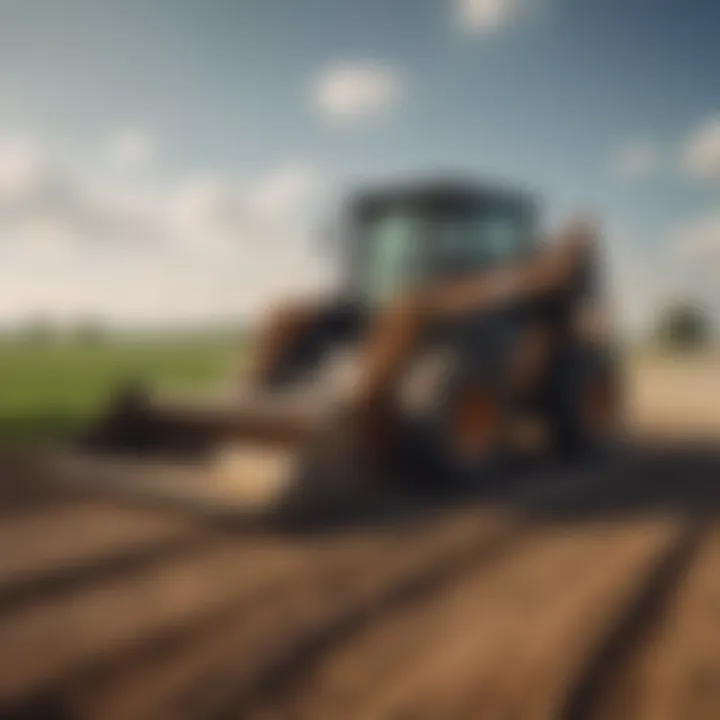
[547,344,621,458]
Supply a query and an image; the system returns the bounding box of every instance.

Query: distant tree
[72,318,106,346]
[19,315,56,346]
[655,303,712,352]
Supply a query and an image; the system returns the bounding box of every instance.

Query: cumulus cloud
[673,213,720,257]
[603,227,720,339]
[599,230,664,336]
[246,164,317,219]
[611,140,659,180]
[0,131,318,251]
[0,133,47,203]
[314,62,402,121]
[681,117,720,181]
[0,131,328,323]
[454,0,535,32]
[161,164,319,250]
[105,129,155,172]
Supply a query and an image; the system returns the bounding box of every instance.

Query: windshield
[358,205,531,306]
[427,210,529,277]
[359,212,423,306]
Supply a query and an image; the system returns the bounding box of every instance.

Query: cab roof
[350,177,536,220]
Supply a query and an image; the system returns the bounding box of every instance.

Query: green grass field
[3,333,718,448]
[0,336,242,445]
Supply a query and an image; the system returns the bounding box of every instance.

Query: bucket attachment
[54,384,371,523]
[83,384,318,458]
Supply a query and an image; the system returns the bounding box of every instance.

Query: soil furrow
[65,511,513,720]
[242,519,682,720]
[588,524,720,720]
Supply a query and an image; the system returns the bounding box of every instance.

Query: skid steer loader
[58,179,621,520]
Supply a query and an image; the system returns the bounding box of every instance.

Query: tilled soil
[0,444,719,720]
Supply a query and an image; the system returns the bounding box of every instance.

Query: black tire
[440,381,508,491]
[546,344,620,459]
[401,351,510,492]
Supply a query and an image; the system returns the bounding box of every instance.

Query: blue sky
[0,0,719,327]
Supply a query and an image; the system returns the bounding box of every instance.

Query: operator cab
[348,180,536,307]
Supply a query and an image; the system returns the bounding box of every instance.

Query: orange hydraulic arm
[248,299,325,388]
[351,221,597,430]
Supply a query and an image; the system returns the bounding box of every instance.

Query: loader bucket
[58,384,371,523]
[83,384,317,458]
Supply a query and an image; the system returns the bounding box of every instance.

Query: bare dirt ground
[628,355,720,438]
[0,358,719,720]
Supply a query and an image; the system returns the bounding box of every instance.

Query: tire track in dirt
[58,510,515,720]
[0,458,67,517]
[0,509,514,718]
[239,519,685,720]
[0,448,714,719]
[0,533,326,707]
[588,523,719,720]
[559,519,704,720]
[0,501,212,612]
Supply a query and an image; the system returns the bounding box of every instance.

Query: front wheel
[546,344,622,459]
[402,372,509,493]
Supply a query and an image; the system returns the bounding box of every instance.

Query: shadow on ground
[275,440,720,535]
[5,440,720,536]
[483,440,720,521]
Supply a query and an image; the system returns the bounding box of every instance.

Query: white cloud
[105,129,155,172]
[0,131,318,251]
[454,0,534,32]
[682,117,720,181]
[673,213,720,257]
[644,214,720,330]
[603,226,720,338]
[314,63,402,121]
[600,230,663,336]
[0,131,328,323]
[0,133,46,202]
[161,164,318,250]
[611,140,659,179]
[246,164,318,218]
[162,176,238,247]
